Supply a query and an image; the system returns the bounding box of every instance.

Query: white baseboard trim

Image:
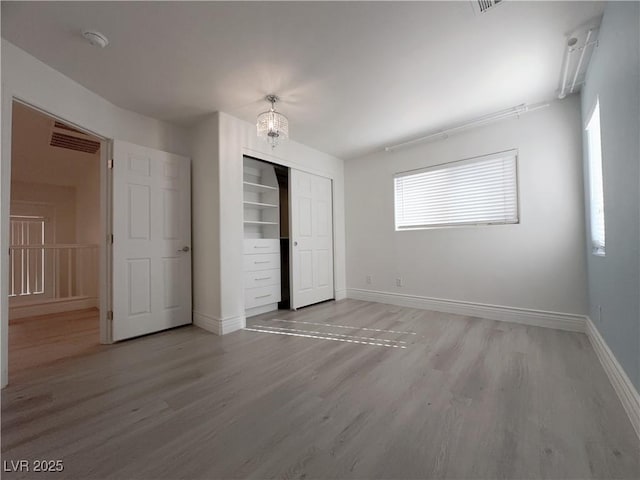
[246,303,278,318]
[193,310,246,336]
[10,297,98,320]
[586,316,640,440]
[193,311,218,334]
[346,288,586,333]
[335,289,347,301]
[218,315,246,335]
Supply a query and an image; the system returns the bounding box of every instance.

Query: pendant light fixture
[256,94,288,148]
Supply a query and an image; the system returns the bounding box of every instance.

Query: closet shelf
[244,220,279,225]
[243,181,277,192]
[243,201,278,209]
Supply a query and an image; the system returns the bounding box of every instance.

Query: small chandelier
[257,94,289,148]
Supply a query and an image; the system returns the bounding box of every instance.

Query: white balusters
[8,244,99,302]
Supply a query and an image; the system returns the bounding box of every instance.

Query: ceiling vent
[50,121,100,154]
[471,0,504,15]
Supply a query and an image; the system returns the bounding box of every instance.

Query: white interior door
[290,169,334,309]
[112,141,191,341]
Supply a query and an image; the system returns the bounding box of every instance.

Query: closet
[242,157,282,317]
[243,156,334,317]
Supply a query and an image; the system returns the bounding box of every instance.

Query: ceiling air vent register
[50,121,100,154]
[472,0,504,15]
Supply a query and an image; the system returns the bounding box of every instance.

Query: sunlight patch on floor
[244,327,408,348]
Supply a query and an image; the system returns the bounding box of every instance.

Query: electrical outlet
[366,275,372,285]
[395,277,404,287]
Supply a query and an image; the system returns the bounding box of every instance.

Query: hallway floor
[8,308,99,381]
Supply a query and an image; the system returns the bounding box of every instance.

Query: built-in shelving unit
[243,220,278,225]
[243,157,282,317]
[243,181,278,193]
[243,159,279,240]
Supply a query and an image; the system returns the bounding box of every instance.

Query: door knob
[179,246,190,252]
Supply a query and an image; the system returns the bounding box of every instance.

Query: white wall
[345,96,588,317]
[191,111,346,333]
[191,113,221,328]
[73,161,100,302]
[1,40,191,387]
[581,1,640,390]
[75,158,101,245]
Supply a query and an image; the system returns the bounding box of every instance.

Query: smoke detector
[82,30,109,48]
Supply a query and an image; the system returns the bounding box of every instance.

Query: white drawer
[244,269,280,289]
[244,239,280,255]
[245,284,281,309]
[244,253,280,271]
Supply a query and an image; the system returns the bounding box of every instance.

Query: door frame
[2,97,113,383]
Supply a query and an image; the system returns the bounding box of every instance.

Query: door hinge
[109,234,114,244]
[108,158,114,169]
[107,310,113,321]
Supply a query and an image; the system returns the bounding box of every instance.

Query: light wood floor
[2,300,638,479]
[8,309,100,379]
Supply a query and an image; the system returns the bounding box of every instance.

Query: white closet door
[112,141,191,341]
[290,169,334,309]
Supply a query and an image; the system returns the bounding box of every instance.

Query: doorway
[8,101,106,378]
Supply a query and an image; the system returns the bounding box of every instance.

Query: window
[394,150,519,230]
[586,99,605,255]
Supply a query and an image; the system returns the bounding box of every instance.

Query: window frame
[585,98,606,256]
[393,149,520,231]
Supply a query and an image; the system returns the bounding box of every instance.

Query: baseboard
[346,288,586,332]
[335,289,347,301]
[10,297,98,320]
[193,310,246,336]
[246,303,278,318]
[193,311,218,334]
[586,316,640,440]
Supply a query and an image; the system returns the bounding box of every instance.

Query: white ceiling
[1,1,604,159]
[11,102,100,187]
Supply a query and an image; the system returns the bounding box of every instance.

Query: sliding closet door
[290,169,334,309]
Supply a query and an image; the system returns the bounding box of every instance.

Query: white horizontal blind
[394,151,519,230]
[586,100,605,255]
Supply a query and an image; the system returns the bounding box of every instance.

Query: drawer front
[244,269,280,289]
[244,239,280,255]
[243,253,280,271]
[245,284,281,309]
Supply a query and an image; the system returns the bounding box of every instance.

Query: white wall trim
[246,303,278,318]
[193,310,218,333]
[335,289,347,301]
[218,314,246,335]
[346,288,586,332]
[193,310,246,336]
[9,297,98,320]
[586,316,640,439]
